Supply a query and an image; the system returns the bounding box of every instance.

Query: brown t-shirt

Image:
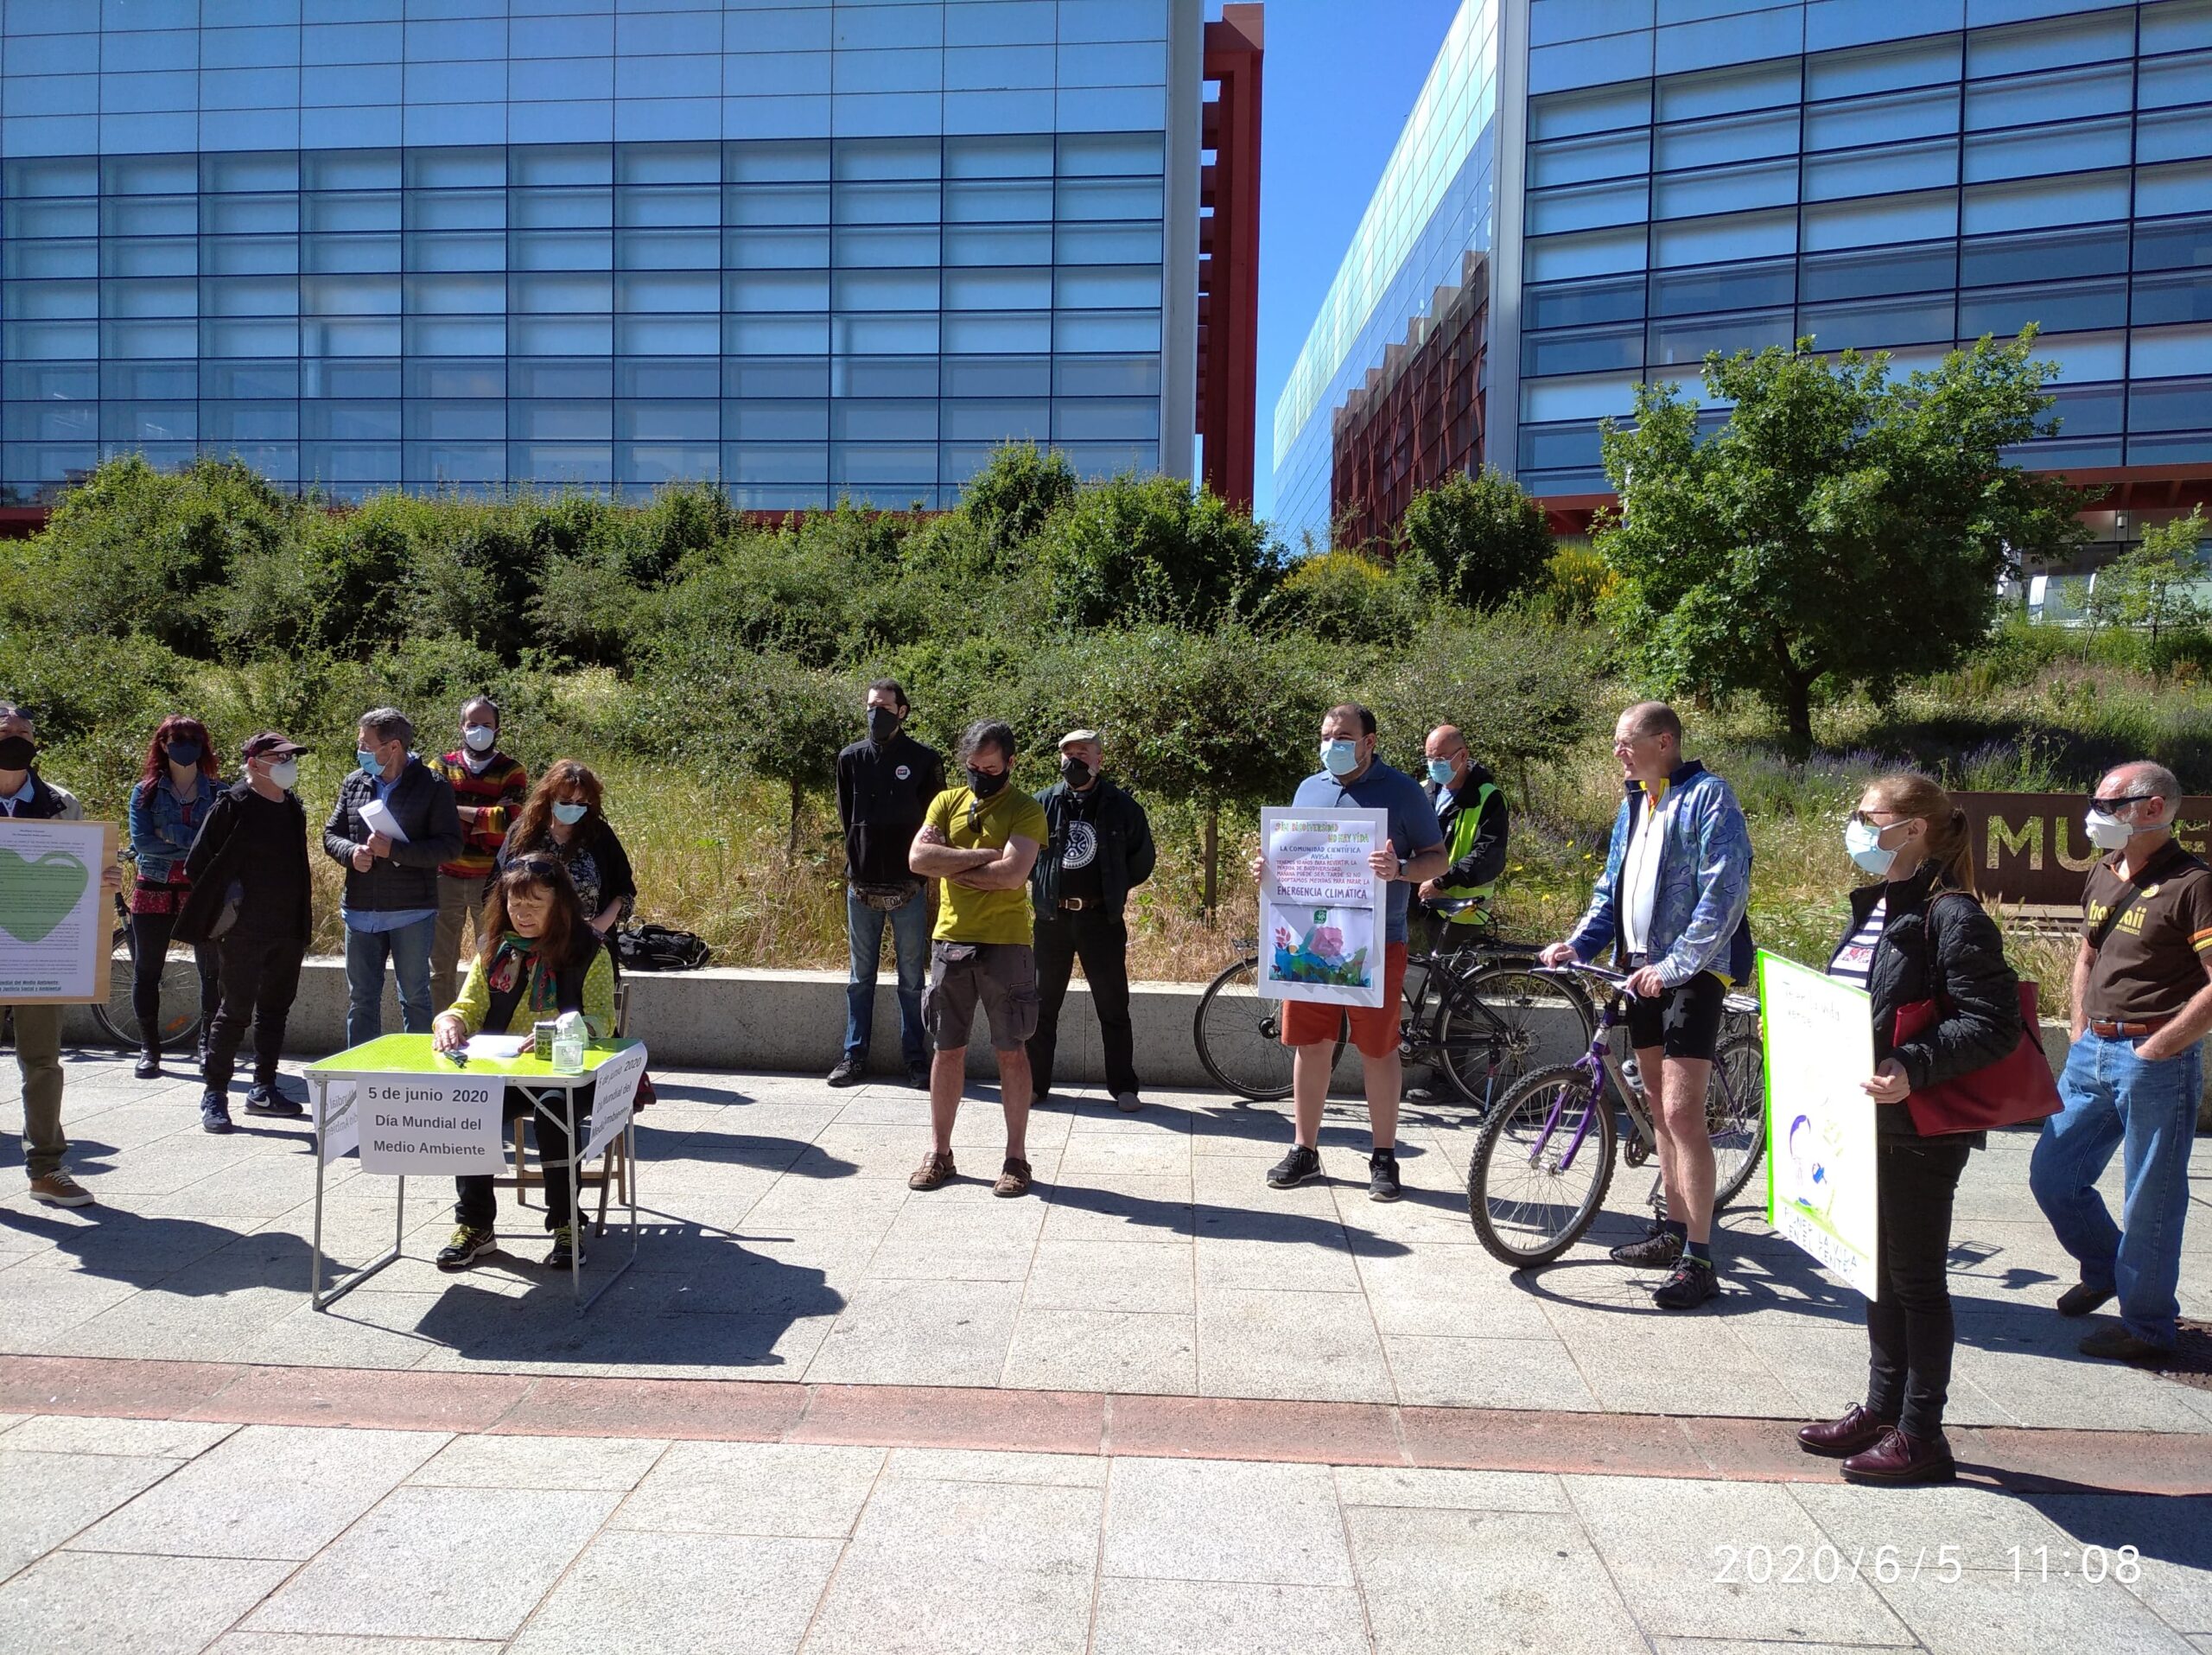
[2080,840,2212,1023]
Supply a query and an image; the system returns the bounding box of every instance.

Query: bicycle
[88,890,209,1054]
[1191,903,1594,1108]
[1465,961,1765,1267]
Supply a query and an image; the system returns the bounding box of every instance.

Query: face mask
[1426,758,1455,786]
[1844,818,1896,877]
[1060,756,1093,788]
[866,707,901,742]
[0,735,35,769]
[461,724,495,753]
[966,766,1009,799]
[356,748,380,773]
[165,741,202,767]
[266,758,298,791]
[2084,809,2133,850]
[1321,739,1360,778]
[552,801,588,826]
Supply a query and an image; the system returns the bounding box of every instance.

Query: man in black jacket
[830,679,945,1089]
[1027,729,1156,1111]
[179,733,315,1134]
[321,708,463,1049]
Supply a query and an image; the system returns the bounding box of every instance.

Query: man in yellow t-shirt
[906,719,1048,1198]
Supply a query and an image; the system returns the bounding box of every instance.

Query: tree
[1400,467,1555,611]
[1593,331,2091,753]
[1258,548,1436,643]
[2085,506,2208,643]
[961,442,1077,554]
[1038,474,1282,632]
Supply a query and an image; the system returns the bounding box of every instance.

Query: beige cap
[1058,728,1102,748]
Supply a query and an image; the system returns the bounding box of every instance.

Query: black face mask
[0,735,35,769]
[165,741,203,767]
[867,706,901,743]
[1060,757,1093,788]
[966,765,1009,799]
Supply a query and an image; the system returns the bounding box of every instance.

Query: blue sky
[1244,0,1464,523]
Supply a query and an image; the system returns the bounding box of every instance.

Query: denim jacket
[1567,760,1755,988]
[129,771,219,884]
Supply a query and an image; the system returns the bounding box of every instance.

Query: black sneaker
[134,1048,161,1079]
[1266,1144,1322,1188]
[199,1091,233,1134]
[826,1057,865,1088]
[436,1224,495,1272]
[1609,1225,1683,1268]
[1368,1150,1402,1202]
[544,1225,585,1270]
[1653,1257,1719,1309]
[244,1081,305,1117]
[906,1065,930,1091]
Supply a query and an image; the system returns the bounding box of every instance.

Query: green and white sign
[0,818,114,1003]
[1758,949,1880,1301]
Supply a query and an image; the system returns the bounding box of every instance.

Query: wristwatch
[1395,856,1411,880]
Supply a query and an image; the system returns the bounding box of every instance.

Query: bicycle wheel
[1707,1033,1766,1210]
[1192,956,1346,1100]
[1466,1063,1618,1267]
[1433,964,1596,1113]
[91,918,204,1053]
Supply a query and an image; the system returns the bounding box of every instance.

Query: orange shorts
[1281,939,1408,1060]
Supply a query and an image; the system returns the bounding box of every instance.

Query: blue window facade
[0,1,1200,506]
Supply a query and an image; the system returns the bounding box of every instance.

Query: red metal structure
[1198,4,1262,513]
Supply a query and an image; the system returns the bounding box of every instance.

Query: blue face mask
[1844,818,1896,877]
[1321,739,1360,778]
[356,748,380,773]
[551,801,588,826]
[1426,758,1455,786]
[165,741,202,767]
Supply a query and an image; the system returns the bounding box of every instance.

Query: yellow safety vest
[1436,780,1502,923]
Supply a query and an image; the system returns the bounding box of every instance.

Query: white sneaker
[1114,1092,1142,1113]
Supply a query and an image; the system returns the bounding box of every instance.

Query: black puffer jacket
[1836,865,2024,1141]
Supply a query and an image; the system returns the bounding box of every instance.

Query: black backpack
[616,923,711,972]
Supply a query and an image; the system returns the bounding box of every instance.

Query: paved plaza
[3,1045,2210,1651]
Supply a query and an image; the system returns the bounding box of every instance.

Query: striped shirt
[429,750,528,882]
[1827,897,1886,991]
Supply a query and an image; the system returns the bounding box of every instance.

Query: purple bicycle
[1465,961,1764,1267]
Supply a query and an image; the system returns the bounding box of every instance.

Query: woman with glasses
[1796,772,2022,1485]
[124,715,224,1079]
[431,856,615,1273]
[496,760,636,948]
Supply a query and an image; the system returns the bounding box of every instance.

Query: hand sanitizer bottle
[551,1010,586,1074]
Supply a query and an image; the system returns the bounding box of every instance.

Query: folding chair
[508,981,634,1235]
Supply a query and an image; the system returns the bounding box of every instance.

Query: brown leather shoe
[28,1171,94,1209]
[992,1157,1033,1198]
[1841,1427,1955,1486]
[908,1151,956,1191]
[1796,1404,1895,1459]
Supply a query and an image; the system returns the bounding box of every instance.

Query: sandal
[992,1157,1033,1198]
[908,1150,956,1191]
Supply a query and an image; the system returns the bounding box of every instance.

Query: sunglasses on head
[2089,792,2156,815]
[512,856,563,881]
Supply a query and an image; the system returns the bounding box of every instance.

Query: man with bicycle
[1414,724,1509,955]
[1540,702,1752,1308]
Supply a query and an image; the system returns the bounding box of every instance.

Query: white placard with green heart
[0,818,115,1003]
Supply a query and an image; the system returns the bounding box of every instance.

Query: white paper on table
[357,1073,505,1175]
[359,797,409,843]
[584,1042,649,1162]
[463,1034,532,1060]
[315,1079,360,1164]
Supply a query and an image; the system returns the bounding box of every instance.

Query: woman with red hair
[124,715,222,1079]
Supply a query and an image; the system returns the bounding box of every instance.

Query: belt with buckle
[1058,897,1093,912]
[2090,1016,2171,1040]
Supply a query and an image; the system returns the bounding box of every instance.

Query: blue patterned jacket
[1567,760,1755,988]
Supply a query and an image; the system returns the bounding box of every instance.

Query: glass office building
[0,0,1205,507]
[1274,0,2212,546]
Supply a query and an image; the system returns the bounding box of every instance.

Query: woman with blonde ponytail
[1796,772,2024,1485]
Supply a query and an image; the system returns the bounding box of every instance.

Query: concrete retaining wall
[55,958,2212,1126]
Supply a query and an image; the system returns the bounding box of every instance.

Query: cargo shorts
[922,940,1039,1052]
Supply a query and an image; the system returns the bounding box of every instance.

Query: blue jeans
[844,885,930,1070]
[344,915,436,1049]
[2030,1029,2203,1348]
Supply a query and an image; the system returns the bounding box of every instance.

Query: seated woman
[431,856,615,1274]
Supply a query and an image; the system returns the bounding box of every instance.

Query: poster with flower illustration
[1259,807,1389,1009]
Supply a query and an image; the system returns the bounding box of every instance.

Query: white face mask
[266,758,298,792]
[1320,738,1360,778]
[1843,818,1895,877]
[461,724,496,753]
[2083,808,2134,850]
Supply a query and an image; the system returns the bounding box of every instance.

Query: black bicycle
[89,890,207,1053]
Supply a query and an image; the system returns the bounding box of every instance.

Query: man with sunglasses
[2031,762,2212,1364]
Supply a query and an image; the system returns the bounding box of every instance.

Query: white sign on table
[584,1043,649,1161]
[1758,949,1880,1299]
[316,1079,361,1163]
[1258,806,1389,1009]
[0,818,117,1003]
[358,1073,505,1176]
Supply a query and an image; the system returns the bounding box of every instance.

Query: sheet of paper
[1257,807,1389,1009]
[357,1073,505,1176]
[315,1078,360,1164]
[584,1042,650,1162]
[463,1034,533,1060]
[0,818,117,1003]
[359,797,410,843]
[1759,949,1880,1300]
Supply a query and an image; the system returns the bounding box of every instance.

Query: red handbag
[1891,979,2063,1135]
